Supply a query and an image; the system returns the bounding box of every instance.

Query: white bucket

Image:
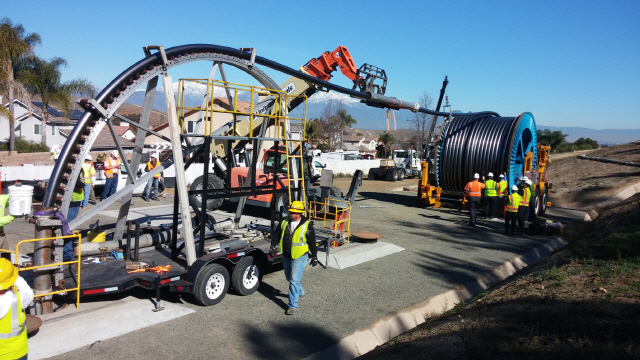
[8,185,34,216]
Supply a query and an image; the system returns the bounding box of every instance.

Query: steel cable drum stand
[430,112,538,206]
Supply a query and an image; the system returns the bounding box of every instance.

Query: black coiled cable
[437,116,519,191]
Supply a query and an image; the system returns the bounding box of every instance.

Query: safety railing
[14,233,82,309]
[309,198,351,246]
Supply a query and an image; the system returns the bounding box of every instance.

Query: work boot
[285,308,296,315]
[143,196,150,202]
[151,197,159,201]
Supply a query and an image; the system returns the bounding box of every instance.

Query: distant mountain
[123,86,640,146]
[537,125,640,146]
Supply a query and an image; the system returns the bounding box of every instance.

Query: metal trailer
[34,44,498,312]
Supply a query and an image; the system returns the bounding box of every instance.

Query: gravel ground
[24,181,580,360]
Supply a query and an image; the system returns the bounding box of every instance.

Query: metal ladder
[282,114,307,216]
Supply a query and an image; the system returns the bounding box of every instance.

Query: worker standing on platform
[464,173,485,226]
[517,177,531,235]
[497,174,508,219]
[270,201,318,315]
[102,150,120,200]
[81,155,96,208]
[505,185,521,235]
[483,172,499,219]
[0,258,34,360]
[142,153,162,202]
[0,190,15,261]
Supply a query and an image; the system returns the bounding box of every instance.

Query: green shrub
[0,136,50,153]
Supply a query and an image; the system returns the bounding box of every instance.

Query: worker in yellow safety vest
[497,174,508,219]
[517,177,532,235]
[102,150,120,200]
[464,173,485,226]
[0,258,34,360]
[142,153,163,201]
[81,154,97,208]
[505,185,521,235]
[483,172,499,219]
[270,201,318,315]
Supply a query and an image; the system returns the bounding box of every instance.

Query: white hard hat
[499,174,504,178]
[85,154,92,161]
[525,178,532,185]
[473,173,479,179]
[512,185,518,191]
[488,172,493,177]
[150,152,157,158]
[111,150,119,157]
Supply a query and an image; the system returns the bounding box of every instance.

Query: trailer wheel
[191,174,224,211]
[329,185,343,198]
[529,187,540,221]
[194,264,230,306]
[389,168,398,182]
[397,170,405,181]
[232,256,263,296]
[368,169,376,180]
[539,185,548,216]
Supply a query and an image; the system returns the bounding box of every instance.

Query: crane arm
[301,46,361,82]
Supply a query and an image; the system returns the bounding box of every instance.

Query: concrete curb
[306,236,568,360]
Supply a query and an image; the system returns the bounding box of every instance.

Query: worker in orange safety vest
[464,173,485,226]
[101,150,120,200]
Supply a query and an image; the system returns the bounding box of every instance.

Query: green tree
[0,18,41,151]
[15,56,94,144]
[377,132,395,158]
[537,129,568,152]
[573,137,598,150]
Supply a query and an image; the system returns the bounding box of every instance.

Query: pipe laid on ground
[577,155,640,168]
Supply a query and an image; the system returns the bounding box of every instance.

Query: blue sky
[3,0,639,129]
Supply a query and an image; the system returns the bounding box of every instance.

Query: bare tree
[315,99,357,151]
[408,91,434,158]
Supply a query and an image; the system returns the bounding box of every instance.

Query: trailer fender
[185,247,268,285]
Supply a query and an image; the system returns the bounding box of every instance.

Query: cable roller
[435,112,537,192]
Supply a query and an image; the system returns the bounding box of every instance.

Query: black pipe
[134,222,140,262]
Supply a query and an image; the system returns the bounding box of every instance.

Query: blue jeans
[102,174,118,199]
[82,183,92,207]
[64,206,80,261]
[283,253,308,310]
[144,177,159,199]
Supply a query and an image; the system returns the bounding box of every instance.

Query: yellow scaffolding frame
[309,198,351,246]
[0,233,83,309]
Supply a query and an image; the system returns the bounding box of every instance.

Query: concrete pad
[326,241,404,269]
[28,297,194,360]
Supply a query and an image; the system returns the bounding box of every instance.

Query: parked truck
[367,149,421,181]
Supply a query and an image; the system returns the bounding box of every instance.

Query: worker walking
[0,258,34,360]
[517,177,531,235]
[483,172,499,219]
[81,155,96,208]
[102,150,120,200]
[142,153,162,201]
[464,173,485,226]
[270,201,318,315]
[505,185,521,235]
[497,174,508,219]
[0,190,15,261]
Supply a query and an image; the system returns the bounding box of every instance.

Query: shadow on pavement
[242,322,340,360]
[357,191,417,207]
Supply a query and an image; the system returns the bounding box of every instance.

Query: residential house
[0,97,80,149]
[342,134,377,157]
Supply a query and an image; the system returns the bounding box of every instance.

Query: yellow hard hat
[0,258,18,290]
[288,201,306,213]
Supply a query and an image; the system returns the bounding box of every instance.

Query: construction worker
[270,201,318,315]
[0,190,15,261]
[497,174,508,219]
[0,258,34,360]
[142,153,162,201]
[464,173,485,226]
[505,185,521,235]
[517,177,531,235]
[483,172,499,219]
[102,150,120,200]
[81,155,96,208]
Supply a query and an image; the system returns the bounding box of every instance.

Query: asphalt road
[36,188,581,360]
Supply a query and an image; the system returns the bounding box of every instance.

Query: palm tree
[16,56,94,145]
[378,132,395,158]
[0,18,41,151]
